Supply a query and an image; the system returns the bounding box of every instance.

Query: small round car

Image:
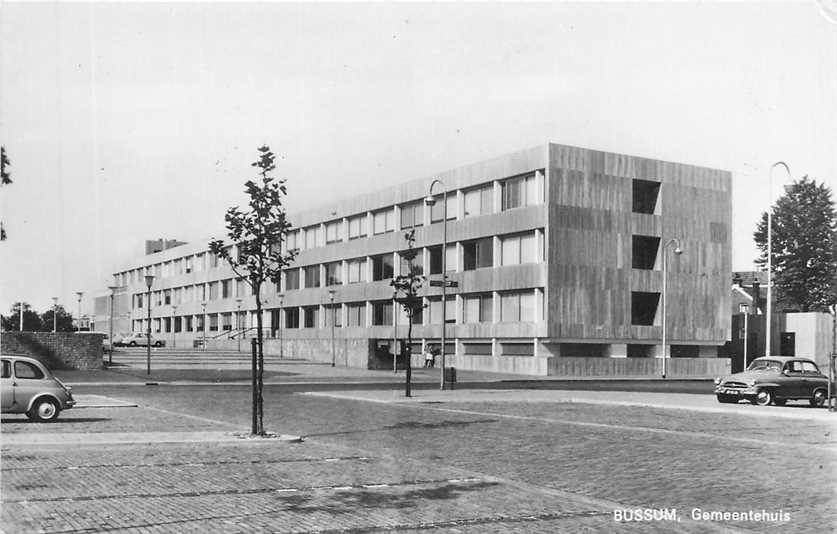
[714,356,830,407]
[1,355,76,421]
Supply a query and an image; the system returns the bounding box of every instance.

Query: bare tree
[209,145,297,435]
[391,229,425,397]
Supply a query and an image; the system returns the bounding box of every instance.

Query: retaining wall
[0,332,104,370]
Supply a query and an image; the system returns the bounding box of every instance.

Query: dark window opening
[428,246,443,274]
[372,254,394,281]
[462,238,493,271]
[627,344,656,357]
[285,308,300,329]
[631,291,659,326]
[632,235,660,269]
[632,179,661,214]
[670,345,699,358]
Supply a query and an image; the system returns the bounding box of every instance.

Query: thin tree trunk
[405,320,412,397]
[255,291,265,435]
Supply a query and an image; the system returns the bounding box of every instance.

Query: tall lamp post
[200,301,207,351]
[235,298,243,353]
[766,161,791,357]
[51,297,58,333]
[425,179,450,390]
[107,286,119,364]
[145,275,155,375]
[328,289,336,367]
[75,292,84,332]
[661,238,683,379]
[277,294,284,359]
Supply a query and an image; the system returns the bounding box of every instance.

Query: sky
[1,2,835,318]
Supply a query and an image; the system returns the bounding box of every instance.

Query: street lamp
[107,286,119,364]
[277,293,284,359]
[51,297,58,333]
[200,301,207,351]
[75,292,84,332]
[328,289,336,366]
[144,275,155,375]
[171,305,177,349]
[425,178,449,390]
[740,304,750,373]
[392,288,398,373]
[661,238,683,379]
[766,161,791,357]
[235,298,243,353]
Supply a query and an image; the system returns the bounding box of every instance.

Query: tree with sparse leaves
[754,176,837,312]
[41,305,76,332]
[209,146,297,436]
[1,146,12,240]
[1,302,43,332]
[391,230,426,397]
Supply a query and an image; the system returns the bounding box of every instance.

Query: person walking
[424,346,436,368]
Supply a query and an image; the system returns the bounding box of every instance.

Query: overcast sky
[1,2,835,317]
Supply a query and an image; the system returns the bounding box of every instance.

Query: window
[221,280,231,299]
[500,291,536,322]
[632,179,661,214]
[173,288,182,304]
[14,361,44,379]
[501,172,541,211]
[372,254,393,281]
[208,314,218,331]
[196,315,205,332]
[464,294,493,323]
[164,317,171,333]
[463,185,493,217]
[428,246,443,274]
[137,294,144,308]
[348,214,367,239]
[184,316,192,332]
[185,256,193,273]
[195,253,204,272]
[285,230,299,251]
[285,269,300,290]
[304,226,323,249]
[501,233,538,265]
[2,360,10,378]
[399,249,423,276]
[325,262,342,286]
[445,243,457,272]
[325,220,343,244]
[373,208,394,235]
[303,306,319,328]
[324,303,342,327]
[285,308,300,329]
[236,278,247,297]
[209,253,218,268]
[208,282,219,300]
[304,265,321,288]
[372,301,393,326]
[347,258,366,283]
[631,292,659,326]
[462,238,493,271]
[154,264,162,277]
[428,296,456,324]
[346,303,366,327]
[632,236,660,270]
[400,201,424,229]
[430,194,457,223]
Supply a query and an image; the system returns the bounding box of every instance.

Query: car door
[801,361,827,395]
[11,360,47,411]
[781,361,806,397]
[1,359,15,411]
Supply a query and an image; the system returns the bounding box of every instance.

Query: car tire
[754,389,773,406]
[27,398,60,422]
[129,341,137,347]
[716,394,738,404]
[810,389,827,408]
[773,399,787,406]
[154,341,162,347]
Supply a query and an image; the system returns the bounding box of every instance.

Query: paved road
[3,380,835,534]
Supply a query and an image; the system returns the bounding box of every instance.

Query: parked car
[112,333,133,347]
[1,356,76,421]
[123,332,166,347]
[714,356,830,407]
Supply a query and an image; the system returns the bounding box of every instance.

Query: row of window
[132,278,254,309]
[133,290,541,332]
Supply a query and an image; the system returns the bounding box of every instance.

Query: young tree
[209,146,297,436]
[41,305,75,332]
[1,145,11,241]
[391,230,426,397]
[754,176,837,312]
[1,302,43,332]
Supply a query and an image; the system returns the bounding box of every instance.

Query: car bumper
[715,387,757,397]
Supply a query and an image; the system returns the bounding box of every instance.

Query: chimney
[732,273,743,287]
[751,280,761,314]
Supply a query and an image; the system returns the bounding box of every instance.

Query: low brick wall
[0,332,104,370]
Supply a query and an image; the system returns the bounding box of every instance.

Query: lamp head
[327,289,336,301]
[674,247,683,255]
[144,274,155,289]
[424,195,436,206]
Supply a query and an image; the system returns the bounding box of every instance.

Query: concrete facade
[107,143,732,376]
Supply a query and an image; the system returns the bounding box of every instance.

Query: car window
[14,361,45,380]
[748,360,782,372]
[785,361,804,373]
[801,362,821,375]
[1,360,10,378]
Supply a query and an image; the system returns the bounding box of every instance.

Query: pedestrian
[424,346,435,368]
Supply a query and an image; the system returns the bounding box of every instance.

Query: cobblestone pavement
[2,385,835,533]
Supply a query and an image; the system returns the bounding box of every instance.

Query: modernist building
[106,143,732,377]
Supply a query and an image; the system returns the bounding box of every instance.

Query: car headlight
[714,377,721,385]
[747,380,756,387]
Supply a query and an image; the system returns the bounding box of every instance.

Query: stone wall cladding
[0,332,104,370]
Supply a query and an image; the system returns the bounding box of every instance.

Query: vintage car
[714,356,830,407]
[123,332,166,347]
[1,355,76,421]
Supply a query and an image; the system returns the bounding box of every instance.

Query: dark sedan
[714,356,830,407]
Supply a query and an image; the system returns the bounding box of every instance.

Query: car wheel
[810,389,827,408]
[773,398,787,406]
[755,389,773,406]
[129,341,137,347]
[27,398,60,422]
[716,394,738,404]
[154,341,162,347]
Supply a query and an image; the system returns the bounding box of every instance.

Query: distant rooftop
[732,271,768,287]
[145,238,187,255]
